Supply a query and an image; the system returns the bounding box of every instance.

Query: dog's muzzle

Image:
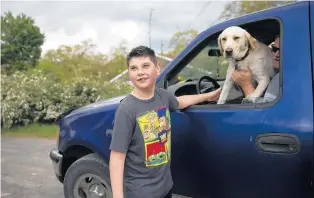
[225,48,233,57]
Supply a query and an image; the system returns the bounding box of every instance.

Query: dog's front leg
[246,76,270,103]
[217,75,234,104]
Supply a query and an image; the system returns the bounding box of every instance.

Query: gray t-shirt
[110,88,179,198]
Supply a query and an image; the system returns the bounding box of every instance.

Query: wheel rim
[74,173,112,198]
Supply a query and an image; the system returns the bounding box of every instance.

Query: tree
[1,11,45,74]
[104,40,129,80]
[37,39,131,82]
[38,40,109,81]
[219,1,295,21]
[165,29,198,58]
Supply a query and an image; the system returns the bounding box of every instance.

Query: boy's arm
[110,150,126,198]
[177,88,221,109]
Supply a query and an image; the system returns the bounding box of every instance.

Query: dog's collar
[234,48,250,70]
[236,48,250,62]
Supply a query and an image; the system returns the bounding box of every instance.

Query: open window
[165,18,281,106]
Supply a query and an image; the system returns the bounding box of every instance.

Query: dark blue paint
[56,2,313,198]
[169,2,313,198]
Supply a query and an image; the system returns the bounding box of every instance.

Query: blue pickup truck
[49,1,314,198]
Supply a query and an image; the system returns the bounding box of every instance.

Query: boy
[109,46,221,198]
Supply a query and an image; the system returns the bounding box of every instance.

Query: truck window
[167,18,282,106]
[177,45,228,81]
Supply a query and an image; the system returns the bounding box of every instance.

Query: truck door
[165,2,313,198]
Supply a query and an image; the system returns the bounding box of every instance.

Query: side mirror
[208,49,221,57]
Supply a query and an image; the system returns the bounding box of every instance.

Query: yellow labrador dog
[217,26,275,104]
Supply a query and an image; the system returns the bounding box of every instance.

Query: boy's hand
[177,87,222,109]
[206,87,222,102]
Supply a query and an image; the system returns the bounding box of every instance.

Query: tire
[63,153,112,198]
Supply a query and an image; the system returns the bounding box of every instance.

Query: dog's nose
[225,48,233,55]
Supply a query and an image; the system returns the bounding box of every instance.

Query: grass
[1,123,58,139]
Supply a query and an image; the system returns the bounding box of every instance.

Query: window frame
[163,17,284,110]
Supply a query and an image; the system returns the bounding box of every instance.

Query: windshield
[177,45,228,81]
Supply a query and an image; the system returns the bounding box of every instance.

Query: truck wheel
[63,153,112,198]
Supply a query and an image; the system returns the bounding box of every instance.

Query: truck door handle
[255,133,300,154]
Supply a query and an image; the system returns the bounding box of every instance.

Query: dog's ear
[218,33,223,54]
[244,31,256,50]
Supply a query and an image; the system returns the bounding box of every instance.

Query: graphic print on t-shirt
[137,105,171,167]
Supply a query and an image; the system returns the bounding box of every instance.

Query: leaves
[1,70,132,129]
[1,11,45,74]
[219,1,296,21]
[37,40,129,82]
[1,37,134,129]
[165,29,199,58]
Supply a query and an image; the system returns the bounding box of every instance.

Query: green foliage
[1,70,132,129]
[165,29,198,58]
[40,41,102,77]
[219,1,295,20]
[37,40,128,82]
[104,41,129,80]
[1,11,45,74]
[1,37,134,129]
[38,40,109,81]
[2,123,58,139]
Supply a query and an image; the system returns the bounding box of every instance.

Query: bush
[1,70,132,129]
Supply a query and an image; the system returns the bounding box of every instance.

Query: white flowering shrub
[1,70,132,128]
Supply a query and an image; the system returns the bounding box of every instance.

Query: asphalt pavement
[1,136,64,198]
[1,136,186,198]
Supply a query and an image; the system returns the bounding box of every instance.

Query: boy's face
[128,56,160,90]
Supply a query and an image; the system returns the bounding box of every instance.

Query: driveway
[1,136,187,198]
[1,136,63,198]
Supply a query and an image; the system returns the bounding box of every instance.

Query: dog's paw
[217,99,225,104]
[244,95,258,103]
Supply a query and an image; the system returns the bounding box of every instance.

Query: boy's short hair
[126,46,158,67]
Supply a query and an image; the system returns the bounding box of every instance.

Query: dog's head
[218,26,256,60]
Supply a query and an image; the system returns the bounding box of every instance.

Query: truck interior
[164,18,281,105]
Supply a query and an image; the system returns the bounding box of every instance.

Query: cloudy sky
[2,0,228,56]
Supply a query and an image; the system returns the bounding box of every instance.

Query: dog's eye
[222,37,226,41]
[234,36,240,40]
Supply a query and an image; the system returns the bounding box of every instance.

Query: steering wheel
[196,76,220,94]
[196,76,220,104]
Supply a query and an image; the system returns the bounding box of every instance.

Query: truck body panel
[169,2,313,198]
